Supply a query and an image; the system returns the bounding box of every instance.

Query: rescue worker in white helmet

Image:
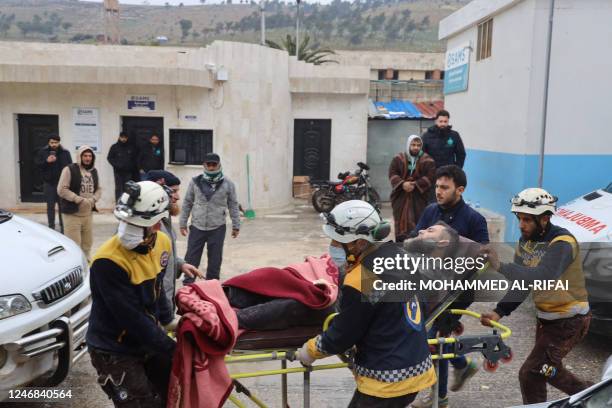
[86,181,176,407]
[481,188,592,404]
[295,200,436,407]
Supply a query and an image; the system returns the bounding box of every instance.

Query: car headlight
[0,295,32,320]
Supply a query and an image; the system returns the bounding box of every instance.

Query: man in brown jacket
[58,145,102,259]
[389,134,436,242]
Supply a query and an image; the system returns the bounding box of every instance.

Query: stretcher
[224,309,513,408]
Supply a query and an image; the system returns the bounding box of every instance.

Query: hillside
[0,0,468,52]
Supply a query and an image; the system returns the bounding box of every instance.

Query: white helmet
[321,200,388,243]
[114,181,170,227]
[511,188,558,216]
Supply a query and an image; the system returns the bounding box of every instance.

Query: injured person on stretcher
[167,200,483,408]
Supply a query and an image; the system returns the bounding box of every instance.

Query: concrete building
[0,41,370,211]
[334,50,444,81]
[335,50,445,102]
[439,0,612,240]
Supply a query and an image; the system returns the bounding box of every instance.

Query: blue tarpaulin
[372,99,423,119]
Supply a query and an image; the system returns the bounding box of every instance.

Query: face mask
[117,221,145,250]
[329,245,347,268]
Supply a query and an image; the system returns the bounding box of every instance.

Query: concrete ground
[9,200,612,408]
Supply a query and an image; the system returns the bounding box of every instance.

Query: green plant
[266,33,337,65]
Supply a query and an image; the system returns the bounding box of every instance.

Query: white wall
[0,83,217,210]
[0,41,370,211]
[443,0,536,155]
[292,93,369,181]
[543,0,612,155]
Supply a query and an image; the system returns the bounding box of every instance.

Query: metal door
[121,116,164,168]
[18,114,59,202]
[366,119,433,201]
[293,119,331,181]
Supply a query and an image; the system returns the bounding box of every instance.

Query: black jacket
[138,144,164,173]
[421,125,466,168]
[107,141,138,173]
[34,146,72,184]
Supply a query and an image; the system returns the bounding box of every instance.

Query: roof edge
[438,0,525,40]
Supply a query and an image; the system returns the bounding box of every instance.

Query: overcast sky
[81,0,332,5]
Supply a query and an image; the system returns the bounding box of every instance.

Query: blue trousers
[428,327,467,398]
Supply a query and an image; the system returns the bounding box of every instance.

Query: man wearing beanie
[57,145,101,259]
[145,170,202,313]
[179,153,240,283]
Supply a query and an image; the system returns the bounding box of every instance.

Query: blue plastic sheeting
[372,99,423,119]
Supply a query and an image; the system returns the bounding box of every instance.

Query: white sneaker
[410,389,449,408]
[449,357,479,392]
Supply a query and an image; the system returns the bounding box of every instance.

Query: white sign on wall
[443,43,471,95]
[127,94,157,111]
[73,107,100,151]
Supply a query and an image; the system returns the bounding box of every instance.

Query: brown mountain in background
[0,0,468,51]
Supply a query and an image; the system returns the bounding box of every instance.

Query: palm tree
[266,34,337,65]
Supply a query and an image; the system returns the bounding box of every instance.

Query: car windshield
[604,182,612,193]
[0,209,13,224]
[585,381,612,407]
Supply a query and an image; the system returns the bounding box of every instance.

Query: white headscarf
[406,135,423,175]
[406,134,422,157]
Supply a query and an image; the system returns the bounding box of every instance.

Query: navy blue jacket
[421,125,466,168]
[411,199,489,244]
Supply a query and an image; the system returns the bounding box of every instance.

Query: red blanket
[223,254,339,309]
[167,281,238,408]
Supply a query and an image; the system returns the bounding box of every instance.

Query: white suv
[0,210,91,400]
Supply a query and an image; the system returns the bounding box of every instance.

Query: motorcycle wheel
[312,189,336,213]
[364,188,381,210]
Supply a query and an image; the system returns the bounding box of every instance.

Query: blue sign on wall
[127,95,156,111]
[444,44,470,95]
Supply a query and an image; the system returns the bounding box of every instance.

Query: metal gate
[366,119,433,201]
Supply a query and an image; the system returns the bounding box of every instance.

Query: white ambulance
[552,183,612,337]
[0,210,91,400]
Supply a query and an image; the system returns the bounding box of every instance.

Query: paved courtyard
[9,200,612,407]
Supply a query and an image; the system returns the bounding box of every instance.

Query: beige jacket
[57,145,102,217]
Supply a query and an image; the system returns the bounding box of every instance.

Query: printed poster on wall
[73,107,100,151]
[443,43,471,95]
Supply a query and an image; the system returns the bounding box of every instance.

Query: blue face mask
[329,245,347,269]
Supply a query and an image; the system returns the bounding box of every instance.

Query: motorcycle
[310,162,381,213]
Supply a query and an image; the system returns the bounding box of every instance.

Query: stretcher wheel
[452,322,464,336]
[500,348,513,364]
[483,359,499,372]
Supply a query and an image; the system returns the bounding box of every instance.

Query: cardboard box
[292,176,312,198]
[293,176,310,184]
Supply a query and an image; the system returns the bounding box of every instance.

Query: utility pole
[295,0,301,59]
[260,0,266,45]
[103,0,120,44]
